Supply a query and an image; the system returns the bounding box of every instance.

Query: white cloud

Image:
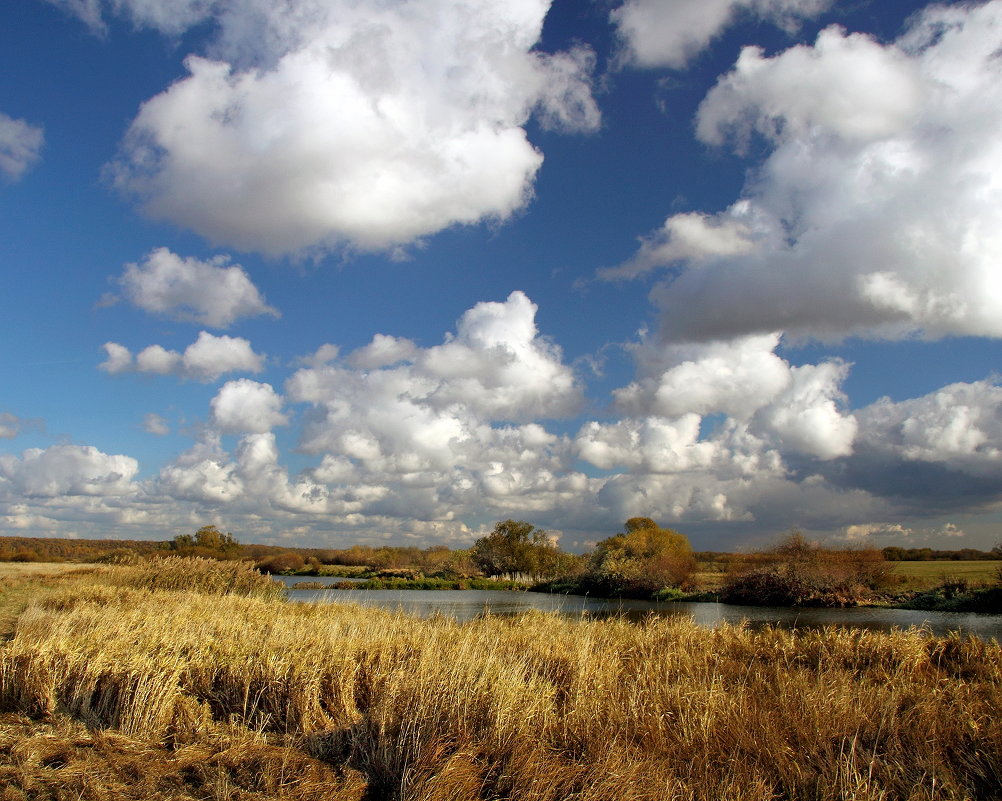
[418,291,582,420]
[142,413,169,436]
[117,247,279,328]
[100,331,265,381]
[98,342,134,374]
[611,0,831,69]
[753,361,856,460]
[0,112,44,181]
[278,291,586,523]
[210,379,288,434]
[855,380,1002,476]
[0,444,138,497]
[614,3,1002,344]
[158,458,243,504]
[843,522,913,542]
[614,333,793,420]
[599,211,758,281]
[102,0,600,256]
[695,28,924,148]
[347,334,418,369]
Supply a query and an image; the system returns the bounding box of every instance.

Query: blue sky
[2,0,1002,552]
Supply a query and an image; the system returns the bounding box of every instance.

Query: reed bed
[0,561,999,801]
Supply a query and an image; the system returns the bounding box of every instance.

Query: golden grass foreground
[0,558,1000,801]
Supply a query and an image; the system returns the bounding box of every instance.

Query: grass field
[0,558,999,800]
[887,560,1002,589]
[0,562,94,579]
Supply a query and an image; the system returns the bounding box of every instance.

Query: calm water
[273,578,1002,639]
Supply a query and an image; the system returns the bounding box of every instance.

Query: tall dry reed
[0,561,999,800]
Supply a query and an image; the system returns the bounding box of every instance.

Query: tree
[471,520,569,581]
[587,519,696,596]
[170,525,239,558]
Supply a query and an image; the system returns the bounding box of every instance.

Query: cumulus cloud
[599,211,758,281]
[613,3,1002,344]
[854,381,1002,478]
[210,379,289,434]
[347,335,418,370]
[0,112,44,182]
[98,0,600,256]
[614,333,793,420]
[753,361,856,460]
[288,292,582,471]
[156,434,243,504]
[0,444,138,497]
[100,331,265,381]
[116,247,279,328]
[611,0,831,69]
[273,291,589,524]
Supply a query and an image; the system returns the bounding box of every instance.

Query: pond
[272,578,1002,639]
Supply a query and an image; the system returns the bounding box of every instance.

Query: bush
[722,532,890,607]
[584,518,696,597]
[255,552,307,575]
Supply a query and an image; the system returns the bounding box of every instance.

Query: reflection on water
[278,584,1002,640]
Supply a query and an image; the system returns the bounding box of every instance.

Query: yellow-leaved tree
[586,517,696,596]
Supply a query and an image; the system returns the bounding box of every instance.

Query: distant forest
[1,533,999,566]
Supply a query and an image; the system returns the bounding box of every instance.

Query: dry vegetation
[0,558,1000,800]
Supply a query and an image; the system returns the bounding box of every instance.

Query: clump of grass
[0,560,1000,800]
[105,556,285,601]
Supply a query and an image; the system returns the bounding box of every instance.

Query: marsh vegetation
[1,558,1000,800]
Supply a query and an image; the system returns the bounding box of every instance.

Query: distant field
[889,560,1001,588]
[0,562,93,578]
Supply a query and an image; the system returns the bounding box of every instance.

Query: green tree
[471,520,569,581]
[587,518,696,596]
[170,525,239,557]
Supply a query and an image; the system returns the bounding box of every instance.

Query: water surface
[276,581,1002,639]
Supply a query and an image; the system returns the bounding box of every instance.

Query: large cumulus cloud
[0,444,138,497]
[612,2,1002,344]
[81,0,601,255]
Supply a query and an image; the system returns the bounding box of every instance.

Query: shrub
[586,519,696,597]
[722,532,891,607]
[255,551,307,575]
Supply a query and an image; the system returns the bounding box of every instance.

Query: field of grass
[0,562,94,579]
[888,559,1002,585]
[0,558,999,800]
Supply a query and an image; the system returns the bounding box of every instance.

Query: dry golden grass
[0,563,91,579]
[0,560,999,800]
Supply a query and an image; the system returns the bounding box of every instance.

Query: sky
[2,0,1002,553]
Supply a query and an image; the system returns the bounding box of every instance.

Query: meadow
[0,557,999,801]
[888,560,1001,587]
